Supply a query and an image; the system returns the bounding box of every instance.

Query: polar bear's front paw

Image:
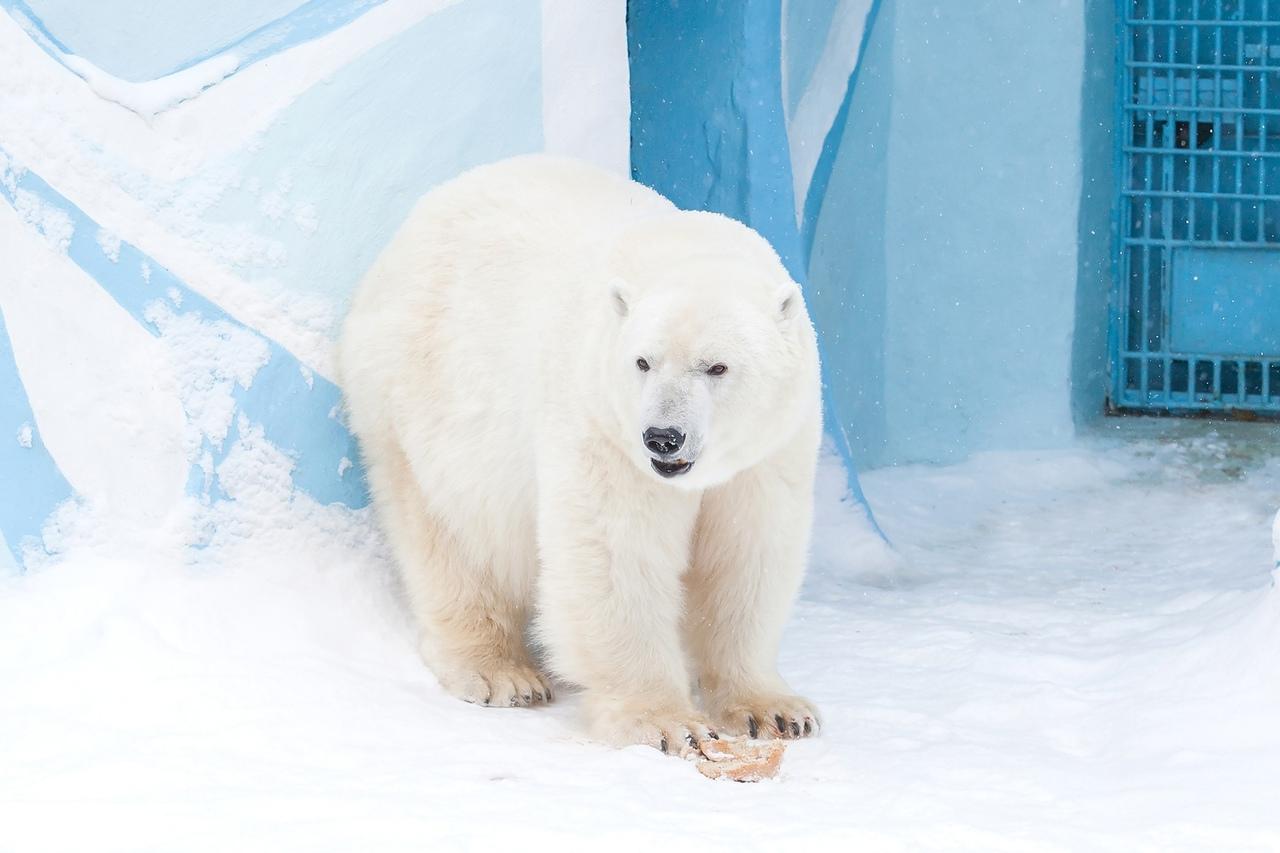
[589,701,721,757]
[435,659,555,708]
[712,693,820,740]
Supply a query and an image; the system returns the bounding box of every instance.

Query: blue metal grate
[1114,0,1280,415]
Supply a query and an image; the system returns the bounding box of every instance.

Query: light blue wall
[784,0,843,115]
[880,0,1083,465]
[809,0,1089,467]
[806,0,893,471]
[629,0,805,279]
[20,0,308,80]
[205,0,542,305]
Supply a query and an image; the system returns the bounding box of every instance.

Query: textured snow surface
[2,422,1278,851]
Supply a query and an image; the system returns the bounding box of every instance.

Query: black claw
[707,730,719,740]
[523,693,532,705]
[747,716,759,739]
[803,719,812,736]
[685,733,697,748]
[775,715,787,736]
[790,721,801,737]
[659,737,669,753]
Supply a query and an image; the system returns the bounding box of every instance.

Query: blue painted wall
[638,0,1099,471]
[783,0,843,117]
[807,0,1090,467]
[805,0,894,470]
[629,0,805,278]
[879,0,1083,465]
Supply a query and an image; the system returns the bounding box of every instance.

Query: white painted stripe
[787,0,874,221]
[539,0,630,176]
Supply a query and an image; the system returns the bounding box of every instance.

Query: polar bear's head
[603,213,819,490]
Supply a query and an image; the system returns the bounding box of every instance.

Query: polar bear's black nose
[643,427,685,457]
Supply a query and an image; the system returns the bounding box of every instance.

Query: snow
[60,52,242,118]
[12,187,73,253]
[96,227,122,262]
[2,422,1278,850]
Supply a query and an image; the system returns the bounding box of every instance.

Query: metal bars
[1114,0,1280,415]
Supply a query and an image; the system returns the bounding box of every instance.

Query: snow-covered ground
[3,420,1278,852]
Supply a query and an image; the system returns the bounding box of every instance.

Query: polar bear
[338,155,822,751]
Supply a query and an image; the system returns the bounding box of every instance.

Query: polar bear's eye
[636,358,650,372]
[707,363,728,376]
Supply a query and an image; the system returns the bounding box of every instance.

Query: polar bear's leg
[535,453,718,753]
[370,438,552,707]
[685,431,822,739]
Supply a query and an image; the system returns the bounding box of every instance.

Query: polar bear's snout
[643,426,694,478]
[642,426,685,457]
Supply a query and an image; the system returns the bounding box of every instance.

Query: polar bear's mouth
[651,458,694,478]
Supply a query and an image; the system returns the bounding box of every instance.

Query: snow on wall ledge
[0,0,629,569]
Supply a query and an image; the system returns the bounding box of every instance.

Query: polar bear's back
[338,156,671,551]
[341,154,672,403]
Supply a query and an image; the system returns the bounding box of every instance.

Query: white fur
[338,155,824,750]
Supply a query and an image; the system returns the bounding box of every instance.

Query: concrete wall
[806,0,894,471]
[809,0,1094,467]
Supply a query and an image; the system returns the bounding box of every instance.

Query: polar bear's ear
[610,278,631,317]
[777,283,801,322]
